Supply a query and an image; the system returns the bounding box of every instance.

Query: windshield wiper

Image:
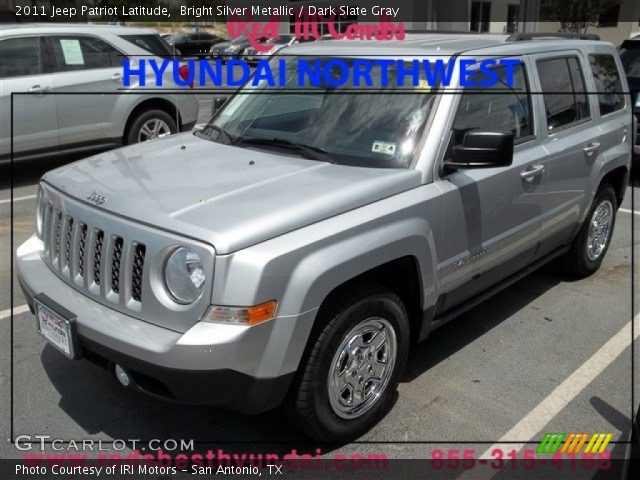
[234,137,336,164]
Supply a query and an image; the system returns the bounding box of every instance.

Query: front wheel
[125,109,177,145]
[283,284,409,442]
[560,184,617,277]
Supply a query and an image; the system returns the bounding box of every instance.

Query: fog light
[114,364,131,387]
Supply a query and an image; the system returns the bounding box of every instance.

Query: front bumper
[17,235,304,413]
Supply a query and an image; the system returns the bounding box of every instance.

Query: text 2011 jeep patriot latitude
[17,34,632,441]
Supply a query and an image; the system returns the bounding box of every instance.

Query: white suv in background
[0,24,198,164]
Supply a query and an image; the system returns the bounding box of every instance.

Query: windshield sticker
[60,39,85,65]
[372,141,396,155]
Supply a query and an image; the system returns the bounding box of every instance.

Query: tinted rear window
[119,34,172,57]
[537,57,590,132]
[588,54,625,115]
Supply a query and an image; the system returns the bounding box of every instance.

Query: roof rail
[506,32,601,42]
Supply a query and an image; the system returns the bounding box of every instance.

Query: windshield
[120,34,173,58]
[202,57,437,168]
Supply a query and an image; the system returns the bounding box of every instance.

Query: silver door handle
[520,164,545,181]
[28,85,50,94]
[110,73,122,82]
[583,142,601,157]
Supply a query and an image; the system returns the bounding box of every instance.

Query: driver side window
[451,62,533,149]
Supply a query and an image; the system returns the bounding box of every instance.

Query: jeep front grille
[42,203,147,306]
[38,186,215,332]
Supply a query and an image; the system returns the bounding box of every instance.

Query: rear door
[436,58,549,312]
[531,52,605,255]
[47,34,123,148]
[0,35,58,159]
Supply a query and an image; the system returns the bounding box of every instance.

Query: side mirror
[445,131,514,169]
[211,96,228,116]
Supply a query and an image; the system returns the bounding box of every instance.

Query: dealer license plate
[35,298,76,359]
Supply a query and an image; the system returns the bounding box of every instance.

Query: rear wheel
[560,184,617,277]
[283,284,409,442]
[125,109,177,145]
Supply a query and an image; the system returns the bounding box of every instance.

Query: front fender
[211,185,442,376]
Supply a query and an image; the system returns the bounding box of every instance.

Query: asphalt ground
[0,98,638,476]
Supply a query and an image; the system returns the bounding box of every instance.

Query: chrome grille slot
[111,237,123,294]
[77,223,87,277]
[53,210,62,264]
[63,216,74,270]
[92,230,104,286]
[43,203,53,259]
[131,244,146,302]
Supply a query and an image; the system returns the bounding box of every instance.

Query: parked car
[18,34,631,442]
[619,37,640,155]
[0,24,199,164]
[164,32,224,58]
[210,35,257,61]
[242,34,314,64]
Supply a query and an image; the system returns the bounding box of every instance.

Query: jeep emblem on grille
[87,192,106,206]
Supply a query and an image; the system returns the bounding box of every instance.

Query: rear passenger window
[0,37,43,78]
[452,62,533,144]
[588,54,625,115]
[537,57,590,132]
[51,36,120,71]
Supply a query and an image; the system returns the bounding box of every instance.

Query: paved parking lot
[0,98,638,465]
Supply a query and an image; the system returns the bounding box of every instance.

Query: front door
[435,58,548,313]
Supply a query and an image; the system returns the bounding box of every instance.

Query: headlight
[163,247,206,304]
[35,186,44,238]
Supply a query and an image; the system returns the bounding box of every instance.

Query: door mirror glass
[445,131,514,169]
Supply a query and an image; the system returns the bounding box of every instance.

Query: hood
[43,134,421,254]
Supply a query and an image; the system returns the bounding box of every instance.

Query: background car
[619,37,640,155]
[210,35,256,61]
[243,34,315,64]
[164,31,224,58]
[0,23,199,164]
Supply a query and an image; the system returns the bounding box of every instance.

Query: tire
[125,109,177,145]
[560,184,617,278]
[283,283,410,442]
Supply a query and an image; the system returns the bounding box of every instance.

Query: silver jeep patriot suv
[17,34,632,441]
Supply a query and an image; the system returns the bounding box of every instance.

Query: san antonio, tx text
[16,463,276,476]
[123,58,521,89]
